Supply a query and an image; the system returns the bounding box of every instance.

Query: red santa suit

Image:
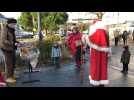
[85,20,111,86]
[67,32,84,68]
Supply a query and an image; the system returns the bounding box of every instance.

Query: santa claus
[84,19,111,86]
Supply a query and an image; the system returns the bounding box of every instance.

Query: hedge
[16,34,72,67]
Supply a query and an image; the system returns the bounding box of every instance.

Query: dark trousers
[2,49,16,77]
[115,37,119,46]
[75,55,81,68]
[123,37,127,45]
[122,63,128,72]
[53,57,60,67]
[75,46,82,68]
[12,49,16,76]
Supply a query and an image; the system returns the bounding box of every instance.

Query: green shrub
[16,34,71,67]
[35,34,62,65]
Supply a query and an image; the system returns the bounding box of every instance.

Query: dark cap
[7,18,17,24]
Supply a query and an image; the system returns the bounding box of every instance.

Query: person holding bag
[0,18,18,83]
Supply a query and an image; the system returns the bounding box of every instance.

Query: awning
[0,18,7,23]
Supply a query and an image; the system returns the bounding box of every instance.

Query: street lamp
[118,12,119,24]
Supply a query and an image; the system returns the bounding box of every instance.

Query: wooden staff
[80,35,84,83]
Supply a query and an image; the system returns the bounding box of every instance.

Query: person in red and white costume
[67,26,84,69]
[84,19,111,86]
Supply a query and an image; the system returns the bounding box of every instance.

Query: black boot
[121,70,125,73]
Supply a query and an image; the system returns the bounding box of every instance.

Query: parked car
[16,32,34,39]
[33,32,46,39]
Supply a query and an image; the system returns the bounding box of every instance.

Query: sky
[0,12,21,19]
[67,12,134,24]
[102,12,134,24]
[1,12,134,25]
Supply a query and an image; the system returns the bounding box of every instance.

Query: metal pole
[118,12,119,24]
[38,12,42,41]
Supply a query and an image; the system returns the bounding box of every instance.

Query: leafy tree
[18,12,33,31]
[18,12,68,33]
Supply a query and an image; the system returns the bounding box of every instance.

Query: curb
[110,65,134,76]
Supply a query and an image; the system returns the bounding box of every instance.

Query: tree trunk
[45,28,48,35]
[32,16,35,28]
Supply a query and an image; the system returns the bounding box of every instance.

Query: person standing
[0,18,18,83]
[114,30,119,46]
[122,30,128,45]
[120,45,131,74]
[86,19,111,86]
[51,42,62,68]
[67,26,84,69]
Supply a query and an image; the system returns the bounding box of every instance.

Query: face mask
[15,25,17,29]
[8,24,16,29]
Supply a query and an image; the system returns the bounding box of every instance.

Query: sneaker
[6,78,16,83]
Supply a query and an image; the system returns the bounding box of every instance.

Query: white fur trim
[84,35,110,52]
[87,20,109,52]
[89,76,109,86]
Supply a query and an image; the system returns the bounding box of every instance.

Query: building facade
[0,13,7,31]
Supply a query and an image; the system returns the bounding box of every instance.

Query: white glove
[109,47,112,54]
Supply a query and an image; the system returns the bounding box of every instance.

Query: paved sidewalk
[7,42,134,87]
